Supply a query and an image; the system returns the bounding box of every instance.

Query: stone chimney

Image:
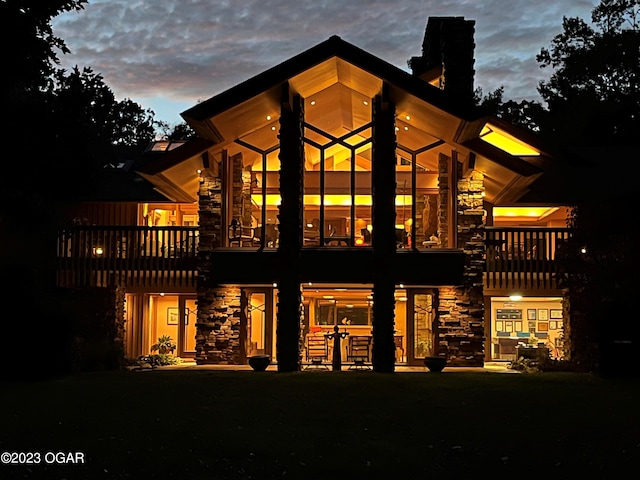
[408,16,476,109]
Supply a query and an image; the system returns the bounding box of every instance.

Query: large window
[303,86,373,247]
[315,300,372,326]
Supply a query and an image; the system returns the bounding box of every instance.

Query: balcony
[56,226,198,288]
[485,227,571,290]
[56,225,572,291]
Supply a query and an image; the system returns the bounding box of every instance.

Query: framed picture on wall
[549,321,558,330]
[167,307,179,325]
[550,309,563,319]
[537,309,548,321]
[496,321,504,331]
[538,321,549,332]
[527,309,536,320]
[514,321,523,332]
[505,321,513,332]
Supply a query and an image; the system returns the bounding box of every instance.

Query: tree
[44,66,157,200]
[474,86,545,133]
[1,0,88,98]
[536,1,640,376]
[536,0,640,145]
[0,1,158,378]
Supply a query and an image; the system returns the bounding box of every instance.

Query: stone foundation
[195,286,243,364]
[436,167,485,366]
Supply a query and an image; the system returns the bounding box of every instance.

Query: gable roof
[139,33,552,205]
[182,35,478,129]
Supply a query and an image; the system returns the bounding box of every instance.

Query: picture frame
[550,309,563,319]
[527,309,537,320]
[514,321,523,332]
[538,321,549,332]
[505,321,513,332]
[496,320,504,331]
[549,321,558,330]
[167,307,179,325]
[537,309,548,321]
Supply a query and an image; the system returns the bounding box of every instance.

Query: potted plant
[424,355,447,372]
[151,335,176,355]
[248,354,271,371]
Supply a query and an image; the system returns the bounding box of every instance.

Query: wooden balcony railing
[485,227,571,290]
[56,225,572,291]
[56,226,198,288]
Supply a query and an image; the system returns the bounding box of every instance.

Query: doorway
[244,288,274,359]
[406,289,438,366]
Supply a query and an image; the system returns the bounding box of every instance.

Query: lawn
[1,369,639,479]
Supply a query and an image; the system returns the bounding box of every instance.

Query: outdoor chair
[347,335,372,370]
[305,335,329,370]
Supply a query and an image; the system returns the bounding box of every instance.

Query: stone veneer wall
[436,157,485,366]
[195,173,245,364]
[195,286,243,364]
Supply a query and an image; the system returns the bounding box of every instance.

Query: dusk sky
[52,0,598,126]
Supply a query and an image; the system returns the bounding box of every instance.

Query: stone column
[436,169,485,366]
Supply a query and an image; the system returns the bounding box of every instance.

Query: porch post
[276,83,304,372]
[371,84,397,373]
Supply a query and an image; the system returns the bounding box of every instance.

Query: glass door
[407,290,437,365]
[179,297,197,357]
[244,289,273,358]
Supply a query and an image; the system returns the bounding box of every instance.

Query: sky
[51,0,599,127]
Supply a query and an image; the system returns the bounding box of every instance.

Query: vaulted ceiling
[138,36,550,205]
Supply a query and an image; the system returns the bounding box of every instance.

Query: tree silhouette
[537,0,640,146]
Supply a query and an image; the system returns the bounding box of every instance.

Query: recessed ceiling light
[266,115,272,120]
[405,115,411,120]
[404,126,409,131]
[271,126,276,131]
[363,100,369,106]
[310,100,316,106]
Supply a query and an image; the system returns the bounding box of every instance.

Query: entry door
[406,290,438,366]
[244,288,273,359]
[177,296,197,357]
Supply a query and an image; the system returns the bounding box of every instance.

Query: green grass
[2,370,639,479]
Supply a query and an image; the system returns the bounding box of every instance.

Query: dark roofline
[181,35,482,124]
[136,137,215,176]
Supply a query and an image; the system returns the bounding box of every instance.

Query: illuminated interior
[479,123,540,156]
[490,296,564,361]
[301,285,409,362]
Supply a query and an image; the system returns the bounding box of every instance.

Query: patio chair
[305,335,329,370]
[347,335,372,370]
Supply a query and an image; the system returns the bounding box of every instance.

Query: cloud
[52,0,598,124]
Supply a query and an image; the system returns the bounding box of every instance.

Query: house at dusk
[57,17,572,371]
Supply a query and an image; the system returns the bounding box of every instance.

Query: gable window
[303,87,373,247]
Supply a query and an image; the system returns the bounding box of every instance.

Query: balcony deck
[56,226,198,288]
[56,226,572,291]
[484,226,571,290]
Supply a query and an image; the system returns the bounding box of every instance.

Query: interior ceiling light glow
[266,115,272,120]
[493,206,558,219]
[479,123,540,156]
